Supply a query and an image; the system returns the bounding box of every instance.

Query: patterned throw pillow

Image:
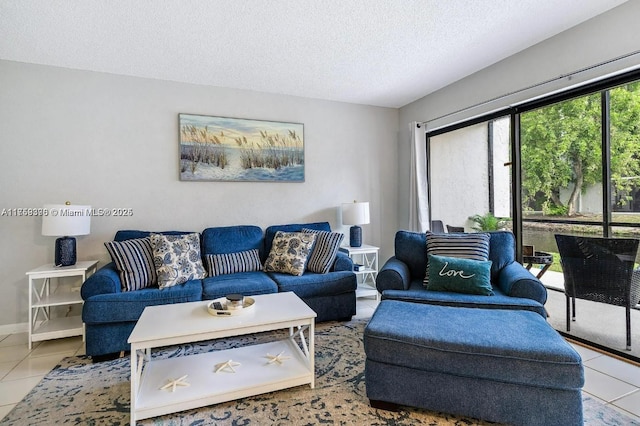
[302,228,344,274]
[206,249,262,277]
[263,231,316,276]
[150,233,207,289]
[427,254,493,295]
[104,237,157,291]
[423,232,490,287]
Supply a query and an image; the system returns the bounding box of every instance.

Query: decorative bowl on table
[207,296,256,317]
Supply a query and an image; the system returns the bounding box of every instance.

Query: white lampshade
[341,201,370,226]
[42,204,91,236]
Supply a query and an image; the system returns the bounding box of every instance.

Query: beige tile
[611,389,640,419]
[0,403,16,420]
[0,361,19,380]
[3,351,74,381]
[584,355,640,387]
[569,342,603,362]
[0,333,29,348]
[583,367,638,402]
[29,337,83,357]
[0,345,30,363]
[0,376,42,405]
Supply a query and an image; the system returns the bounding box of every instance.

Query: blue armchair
[376,230,547,317]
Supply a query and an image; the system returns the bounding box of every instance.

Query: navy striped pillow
[206,249,262,277]
[104,237,157,291]
[423,232,490,287]
[302,228,344,274]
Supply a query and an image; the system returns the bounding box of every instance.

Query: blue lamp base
[55,236,77,267]
[349,225,362,247]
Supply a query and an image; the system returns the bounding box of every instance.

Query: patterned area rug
[1,318,637,425]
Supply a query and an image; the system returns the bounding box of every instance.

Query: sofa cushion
[205,249,262,277]
[302,228,344,274]
[82,279,203,324]
[104,237,157,291]
[263,231,316,276]
[268,270,356,299]
[114,230,194,242]
[382,279,546,317]
[201,271,278,300]
[427,254,493,296]
[150,233,207,289]
[201,225,264,258]
[423,232,490,287]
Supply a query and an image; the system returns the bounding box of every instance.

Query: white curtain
[408,121,429,232]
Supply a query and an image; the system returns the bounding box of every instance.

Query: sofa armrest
[376,256,411,292]
[332,251,354,272]
[496,261,547,305]
[81,262,122,300]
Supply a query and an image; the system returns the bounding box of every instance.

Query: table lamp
[42,202,91,267]
[342,201,370,247]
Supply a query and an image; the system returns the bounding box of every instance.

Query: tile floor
[0,297,638,422]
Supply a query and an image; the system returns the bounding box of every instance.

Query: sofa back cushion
[201,225,264,258]
[264,222,331,261]
[114,230,193,242]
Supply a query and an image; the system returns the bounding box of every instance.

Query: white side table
[339,244,379,300]
[26,260,99,349]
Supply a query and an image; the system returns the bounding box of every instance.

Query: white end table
[339,244,379,300]
[26,260,98,349]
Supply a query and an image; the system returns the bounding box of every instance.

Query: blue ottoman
[364,300,584,426]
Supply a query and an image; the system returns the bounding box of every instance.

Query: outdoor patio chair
[430,220,445,233]
[446,225,465,233]
[555,234,640,350]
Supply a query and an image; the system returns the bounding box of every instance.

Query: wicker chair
[555,234,640,350]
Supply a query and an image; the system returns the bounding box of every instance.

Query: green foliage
[468,213,508,231]
[520,82,640,216]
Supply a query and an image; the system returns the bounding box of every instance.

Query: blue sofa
[81,222,356,358]
[376,230,548,316]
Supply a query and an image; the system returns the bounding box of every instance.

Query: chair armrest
[496,261,547,305]
[80,262,122,300]
[332,251,354,272]
[376,256,411,292]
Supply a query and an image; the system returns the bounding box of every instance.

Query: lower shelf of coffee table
[135,339,313,421]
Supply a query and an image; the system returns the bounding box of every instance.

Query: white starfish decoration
[159,375,190,392]
[265,350,291,365]
[214,359,241,373]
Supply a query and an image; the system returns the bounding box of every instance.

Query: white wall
[0,60,399,330]
[398,0,640,230]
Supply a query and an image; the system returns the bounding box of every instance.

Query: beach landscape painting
[179,113,304,182]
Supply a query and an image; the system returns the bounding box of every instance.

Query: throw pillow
[302,228,344,274]
[206,249,262,277]
[150,233,207,289]
[427,254,493,296]
[423,232,490,287]
[263,231,316,276]
[104,237,157,291]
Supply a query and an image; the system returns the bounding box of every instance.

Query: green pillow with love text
[427,254,493,296]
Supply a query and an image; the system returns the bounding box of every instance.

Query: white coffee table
[127,291,317,425]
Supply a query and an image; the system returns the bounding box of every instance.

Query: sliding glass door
[428,117,511,233]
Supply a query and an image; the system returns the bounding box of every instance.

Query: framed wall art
[179,113,304,182]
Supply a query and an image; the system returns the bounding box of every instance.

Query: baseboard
[0,322,28,335]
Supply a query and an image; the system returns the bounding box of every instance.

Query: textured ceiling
[0,0,628,108]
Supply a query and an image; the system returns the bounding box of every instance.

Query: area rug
[1,319,637,425]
